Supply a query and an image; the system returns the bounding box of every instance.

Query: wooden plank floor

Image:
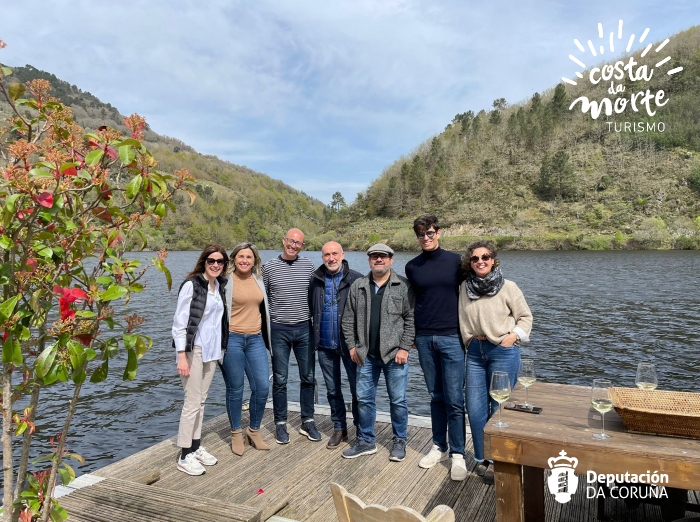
[87,405,699,521]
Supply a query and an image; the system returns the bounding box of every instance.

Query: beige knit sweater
[458,279,533,346]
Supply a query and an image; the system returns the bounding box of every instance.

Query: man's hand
[350,347,362,366]
[394,348,409,365]
[177,352,190,377]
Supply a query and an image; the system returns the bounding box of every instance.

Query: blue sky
[1,1,697,203]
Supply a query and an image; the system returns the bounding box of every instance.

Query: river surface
[19,250,700,478]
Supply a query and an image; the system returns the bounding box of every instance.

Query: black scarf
[466,266,504,300]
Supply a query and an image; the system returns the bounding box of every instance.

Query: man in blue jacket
[309,241,363,449]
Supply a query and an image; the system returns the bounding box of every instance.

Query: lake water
[20,250,700,478]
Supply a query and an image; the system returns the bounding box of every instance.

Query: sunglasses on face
[369,253,391,260]
[206,257,226,266]
[470,254,492,263]
[417,231,437,240]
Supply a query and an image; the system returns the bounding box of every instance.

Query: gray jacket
[225,273,272,350]
[341,270,415,365]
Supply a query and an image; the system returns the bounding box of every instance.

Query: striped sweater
[262,255,315,326]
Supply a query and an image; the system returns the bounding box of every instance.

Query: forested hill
[0,65,328,250]
[329,25,700,251]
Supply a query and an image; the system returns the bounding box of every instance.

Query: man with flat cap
[341,243,415,462]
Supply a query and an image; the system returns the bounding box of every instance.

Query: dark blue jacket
[309,260,362,354]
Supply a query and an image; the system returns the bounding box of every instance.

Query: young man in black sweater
[405,215,468,481]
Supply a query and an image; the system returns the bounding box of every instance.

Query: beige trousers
[177,346,217,448]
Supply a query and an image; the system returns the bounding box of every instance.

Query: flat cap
[367,243,394,256]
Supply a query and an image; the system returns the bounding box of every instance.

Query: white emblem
[547,450,579,504]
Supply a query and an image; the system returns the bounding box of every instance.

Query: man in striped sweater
[262,228,321,444]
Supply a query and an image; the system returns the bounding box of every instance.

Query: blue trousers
[466,338,520,461]
[317,349,358,431]
[220,332,269,430]
[356,355,408,443]
[415,334,466,456]
[271,326,315,423]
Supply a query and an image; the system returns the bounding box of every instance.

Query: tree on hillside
[330,191,346,213]
[549,83,568,119]
[493,98,507,111]
[536,151,577,200]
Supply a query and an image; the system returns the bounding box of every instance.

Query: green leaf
[18,325,30,341]
[100,285,128,301]
[154,203,166,218]
[85,149,104,166]
[56,365,69,382]
[118,145,136,165]
[128,282,144,292]
[1,66,12,77]
[125,174,143,199]
[58,463,75,486]
[29,289,42,313]
[85,348,97,361]
[5,193,21,214]
[43,363,59,385]
[155,261,173,291]
[122,333,137,350]
[96,276,113,285]
[0,294,21,321]
[2,337,22,366]
[15,422,28,436]
[114,138,141,148]
[8,83,25,102]
[29,168,54,178]
[35,343,58,378]
[83,132,102,142]
[123,348,137,380]
[74,310,97,318]
[0,235,11,250]
[135,335,151,359]
[90,361,108,383]
[135,229,147,250]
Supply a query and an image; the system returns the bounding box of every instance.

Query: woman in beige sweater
[458,240,532,484]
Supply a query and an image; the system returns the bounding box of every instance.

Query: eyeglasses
[206,257,226,266]
[369,253,391,260]
[417,231,437,240]
[470,254,492,263]
[284,237,306,248]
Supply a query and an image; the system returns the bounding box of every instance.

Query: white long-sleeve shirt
[172,280,224,363]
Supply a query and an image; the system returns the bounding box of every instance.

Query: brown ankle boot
[231,429,245,456]
[245,427,270,451]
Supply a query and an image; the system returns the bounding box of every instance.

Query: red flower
[63,166,78,177]
[53,286,88,320]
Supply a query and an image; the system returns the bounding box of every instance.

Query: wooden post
[522,466,545,522]
[494,461,523,522]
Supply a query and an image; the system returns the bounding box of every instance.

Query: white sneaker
[177,452,205,476]
[194,446,218,466]
[419,445,449,469]
[451,455,468,481]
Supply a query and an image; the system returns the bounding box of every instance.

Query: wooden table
[483,382,700,522]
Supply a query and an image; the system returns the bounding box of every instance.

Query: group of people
[171,214,532,486]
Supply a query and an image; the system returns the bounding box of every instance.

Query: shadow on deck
[63,405,699,522]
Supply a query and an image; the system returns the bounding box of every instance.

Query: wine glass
[591,379,613,440]
[635,362,658,390]
[518,359,536,408]
[490,371,511,428]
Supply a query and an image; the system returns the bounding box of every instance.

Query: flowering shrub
[0,47,195,522]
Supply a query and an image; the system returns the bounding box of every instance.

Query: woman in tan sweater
[221,242,272,455]
[458,240,532,484]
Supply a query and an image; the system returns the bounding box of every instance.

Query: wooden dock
[58,403,700,521]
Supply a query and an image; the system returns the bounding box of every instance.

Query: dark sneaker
[476,461,488,476]
[389,438,406,462]
[299,421,322,442]
[342,439,377,459]
[327,429,348,449]
[482,462,495,485]
[275,423,290,444]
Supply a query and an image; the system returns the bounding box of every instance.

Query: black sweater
[405,247,463,336]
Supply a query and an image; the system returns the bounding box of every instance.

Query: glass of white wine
[490,371,511,428]
[518,359,536,408]
[591,379,613,440]
[635,362,658,390]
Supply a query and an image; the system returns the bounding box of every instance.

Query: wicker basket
[609,387,700,440]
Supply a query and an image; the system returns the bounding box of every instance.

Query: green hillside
[0,66,328,250]
[330,25,700,251]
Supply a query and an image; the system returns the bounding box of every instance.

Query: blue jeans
[220,333,270,430]
[415,334,466,456]
[356,355,408,443]
[466,338,520,461]
[271,326,315,423]
[317,349,358,431]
